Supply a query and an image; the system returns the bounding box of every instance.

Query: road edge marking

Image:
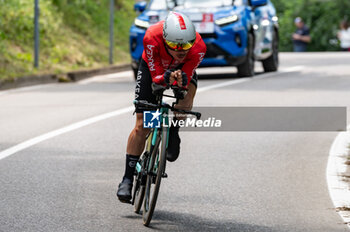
[327,126,350,229]
[0,67,301,160]
[0,107,134,160]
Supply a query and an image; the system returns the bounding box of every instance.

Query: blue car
[130,0,279,78]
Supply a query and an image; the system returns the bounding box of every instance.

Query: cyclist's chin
[168,49,189,62]
[174,53,187,62]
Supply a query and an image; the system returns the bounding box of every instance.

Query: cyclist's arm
[142,33,170,86]
[180,39,206,88]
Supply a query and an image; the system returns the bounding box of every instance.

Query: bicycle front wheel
[142,128,168,226]
[134,132,153,214]
[133,171,145,214]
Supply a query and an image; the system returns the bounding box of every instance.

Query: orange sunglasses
[165,39,195,51]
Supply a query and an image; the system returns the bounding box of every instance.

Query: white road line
[0,66,302,161]
[78,71,133,84]
[281,65,305,73]
[197,78,250,93]
[0,66,304,96]
[253,65,305,80]
[0,106,134,161]
[0,83,58,96]
[327,126,350,229]
[0,71,134,95]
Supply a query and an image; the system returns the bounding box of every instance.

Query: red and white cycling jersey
[141,21,207,87]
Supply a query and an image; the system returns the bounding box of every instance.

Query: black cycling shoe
[167,126,181,162]
[116,179,133,203]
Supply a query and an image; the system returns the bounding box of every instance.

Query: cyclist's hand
[169,71,177,85]
[174,70,182,87]
[164,70,177,86]
[164,70,188,88]
[174,70,188,88]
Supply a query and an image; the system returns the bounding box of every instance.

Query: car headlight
[261,19,270,26]
[134,18,149,29]
[215,15,239,26]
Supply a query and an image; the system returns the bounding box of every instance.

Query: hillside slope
[0,0,135,80]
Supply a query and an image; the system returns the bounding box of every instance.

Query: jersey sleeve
[142,33,166,85]
[180,38,206,88]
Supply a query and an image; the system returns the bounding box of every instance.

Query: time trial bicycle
[131,83,201,226]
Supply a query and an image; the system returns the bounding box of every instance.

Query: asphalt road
[1,52,350,232]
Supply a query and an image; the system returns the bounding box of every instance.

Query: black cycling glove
[181,71,188,87]
[164,70,188,87]
[163,70,172,85]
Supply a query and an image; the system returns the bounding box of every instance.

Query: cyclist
[117,11,206,203]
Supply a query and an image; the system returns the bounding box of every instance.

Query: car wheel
[237,33,255,77]
[262,30,279,72]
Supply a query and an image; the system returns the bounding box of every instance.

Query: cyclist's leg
[174,71,198,115]
[167,74,198,162]
[126,113,150,156]
[128,58,157,156]
[117,59,156,202]
[174,82,196,117]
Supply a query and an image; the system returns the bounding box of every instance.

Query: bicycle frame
[135,105,169,179]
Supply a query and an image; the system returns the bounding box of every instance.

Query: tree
[273,0,350,51]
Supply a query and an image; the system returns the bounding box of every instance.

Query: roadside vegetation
[0,0,135,80]
[274,0,350,51]
[0,0,350,80]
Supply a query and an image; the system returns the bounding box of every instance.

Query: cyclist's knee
[134,113,149,137]
[134,124,148,137]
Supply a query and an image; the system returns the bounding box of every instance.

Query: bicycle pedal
[162,173,168,178]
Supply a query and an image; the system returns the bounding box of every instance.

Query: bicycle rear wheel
[142,128,167,226]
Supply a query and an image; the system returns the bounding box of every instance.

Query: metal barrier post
[34,0,39,68]
[109,0,114,64]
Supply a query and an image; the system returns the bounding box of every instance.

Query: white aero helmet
[163,11,196,51]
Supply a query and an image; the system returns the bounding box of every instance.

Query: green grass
[0,0,135,80]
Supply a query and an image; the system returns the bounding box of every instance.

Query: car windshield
[149,0,243,10]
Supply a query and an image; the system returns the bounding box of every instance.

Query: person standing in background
[292,17,311,52]
[337,20,350,51]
